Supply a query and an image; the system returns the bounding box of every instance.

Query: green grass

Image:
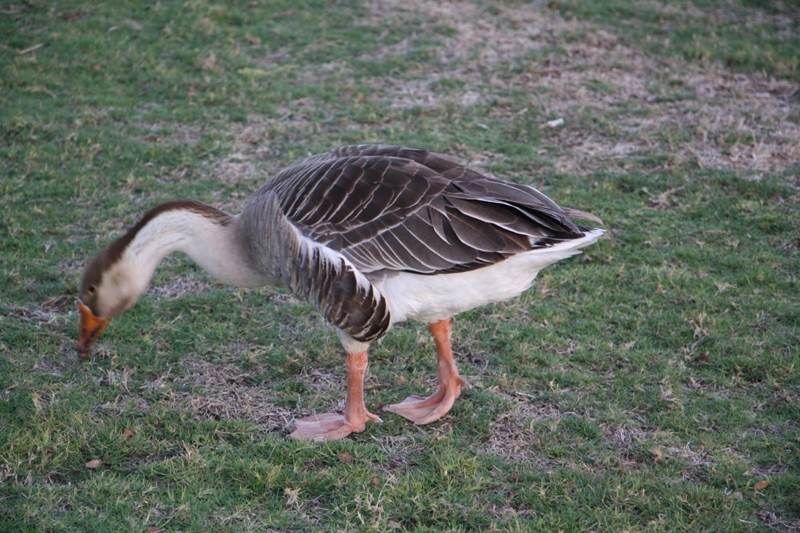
[2,0,799,531]
[557,0,800,81]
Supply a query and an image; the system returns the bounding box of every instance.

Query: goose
[77,144,604,441]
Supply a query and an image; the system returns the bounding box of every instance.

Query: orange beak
[77,300,110,360]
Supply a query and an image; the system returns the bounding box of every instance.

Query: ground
[1,0,798,531]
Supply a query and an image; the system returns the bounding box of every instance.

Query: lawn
[1,0,798,531]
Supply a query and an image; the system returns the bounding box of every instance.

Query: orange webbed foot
[384,318,471,425]
[289,411,382,441]
[383,376,470,425]
[289,350,381,441]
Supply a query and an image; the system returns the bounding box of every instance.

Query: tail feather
[562,207,603,225]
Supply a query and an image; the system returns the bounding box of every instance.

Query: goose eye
[87,285,96,295]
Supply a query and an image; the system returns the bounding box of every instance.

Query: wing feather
[259,144,601,276]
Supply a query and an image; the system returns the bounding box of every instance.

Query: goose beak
[77,300,110,360]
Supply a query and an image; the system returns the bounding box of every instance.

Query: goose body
[77,144,604,440]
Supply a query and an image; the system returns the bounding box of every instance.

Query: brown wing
[260,145,599,275]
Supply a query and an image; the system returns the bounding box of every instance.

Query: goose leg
[290,351,382,441]
[384,318,470,425]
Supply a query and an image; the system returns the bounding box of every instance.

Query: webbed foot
[383,376,470,425]
[289,411,382,441]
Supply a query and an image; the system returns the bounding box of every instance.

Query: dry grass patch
[144,274,217,300]
[361,0,800,174]
[477,392,722,477]
[202,0,798,187]
[170,358,293,433]
[197,0,799,178]
[480,390,563,466]
[166,353,371,435]
[136,120,206,147]
[200,109,317,186]
[756,509,800,533]
[3,303,71,331]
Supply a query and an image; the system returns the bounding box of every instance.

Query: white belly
[372,228,604,325]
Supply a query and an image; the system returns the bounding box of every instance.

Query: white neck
[119,209,270,296]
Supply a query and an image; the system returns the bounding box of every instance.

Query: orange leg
[383,318,470,425]
[290,351,382,441]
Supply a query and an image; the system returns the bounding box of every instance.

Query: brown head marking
[79,199,232,316]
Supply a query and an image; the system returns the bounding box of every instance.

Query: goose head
[76,247,141,359]
[74,199,264,359]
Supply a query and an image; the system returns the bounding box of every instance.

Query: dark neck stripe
[105,199,232,265]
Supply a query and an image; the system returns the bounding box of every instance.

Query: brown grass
[144,274,217,299]
[361,0,799,175]
[201,0,798,183]
[170,358,294,433]
[480,390,563,466]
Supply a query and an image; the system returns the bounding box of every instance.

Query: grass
[557,0,800,82]
[1,0,799,531]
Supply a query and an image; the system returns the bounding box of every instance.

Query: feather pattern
[239,144,603,342]
[258,145,599,276]
[239,192,391,343]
